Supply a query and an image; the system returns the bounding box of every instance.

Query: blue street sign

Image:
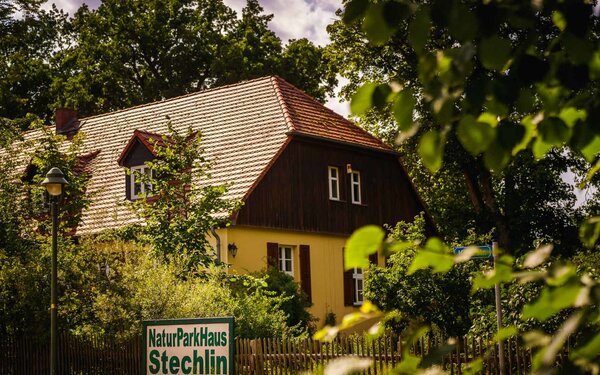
[453,245,493,259]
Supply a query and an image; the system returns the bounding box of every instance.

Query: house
[15,76,434,324]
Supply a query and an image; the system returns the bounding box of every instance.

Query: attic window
[130,165,154,200]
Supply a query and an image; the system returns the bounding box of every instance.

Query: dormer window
[118,129,167,201]
[130,165,154,200]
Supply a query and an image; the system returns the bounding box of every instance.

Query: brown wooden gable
[235,135,435,235]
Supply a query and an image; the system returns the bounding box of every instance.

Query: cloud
[42,0,101,15]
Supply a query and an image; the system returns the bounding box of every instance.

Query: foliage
[251,267,315,334]
[0,0,68,125]
[24,123,93,234]
[49,0,336,117]
[327,0,592,257]
[365,215,474,337]
[317,1,600,373]
[130,123,240,269]
[76,240,293,340]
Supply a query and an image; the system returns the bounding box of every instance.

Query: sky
[41,0,350,116]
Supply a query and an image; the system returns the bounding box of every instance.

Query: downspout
[210,227,221,263]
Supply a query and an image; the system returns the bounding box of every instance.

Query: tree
[365,215,474,337]
[131,123,240,269]
[320,1,600,373]
[50,0,337,117]
[0,0,68,127]
[326,1,592,256]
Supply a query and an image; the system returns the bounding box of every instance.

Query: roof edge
[289,131,399,156]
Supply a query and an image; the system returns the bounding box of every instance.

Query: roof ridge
[270,76,296,132]
[79,76,276,122]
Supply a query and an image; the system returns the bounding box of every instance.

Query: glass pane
[353,185,360,202]
[285,248,291,260]
[285,260,292,272]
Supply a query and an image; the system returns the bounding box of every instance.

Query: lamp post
[41,167,68,375]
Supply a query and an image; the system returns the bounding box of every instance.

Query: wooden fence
[0,333,569,374]
[235,334,567,375]
[0,333,141,375]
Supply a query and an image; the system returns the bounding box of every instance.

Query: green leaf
[408,6,430,53]
[448,2,478,42]
[342,0,368,24]
[392,89,416,131]
[350,83,378,115]
[477,112,499,127]
[580,135,600,162]
[456,115,496,155]
[479,36,511,71]
[513,116,536,155]
[350,83,391,115]
[522,284,582,321]
[472,255,514,290]
[552,11,567,32]
[563,32,593,65]
[483,141,510,171]
[494,326,518,342]
[497,120,526,152]
[579,216,600,249]
[532,138,553,159]
[394,354,421,373]
[570,333,600,361]
[590,51,600,80]
[418,130,445,173]
[345,225,385,269]
[362,4,395,46]
[538,116,572,146]
[558,107,586,127]
[408,237,454,274]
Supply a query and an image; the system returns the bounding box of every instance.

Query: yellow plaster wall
[208,225,378,327]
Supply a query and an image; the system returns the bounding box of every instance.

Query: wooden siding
[235,136,434,235]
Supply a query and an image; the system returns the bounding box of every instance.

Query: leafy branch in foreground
[130,122,241,270]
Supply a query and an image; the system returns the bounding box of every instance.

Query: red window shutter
[343,248,354,306]
[299,245,312,303]
[369,253,378,266]
[267,242,278,269]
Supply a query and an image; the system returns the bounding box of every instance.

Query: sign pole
[493,241,506,375]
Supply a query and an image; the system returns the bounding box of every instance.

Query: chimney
[55,108,80,137]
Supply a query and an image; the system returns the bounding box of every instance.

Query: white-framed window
[279,246,294,276]
[351,171,361,204]
[353,267,364,305]
[328,166,340,200]
[130,165,154,200]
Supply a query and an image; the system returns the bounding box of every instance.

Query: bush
[76,241,292,340]
[250,267,315,334]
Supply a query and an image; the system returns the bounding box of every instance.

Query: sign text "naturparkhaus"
[143,317,234,375]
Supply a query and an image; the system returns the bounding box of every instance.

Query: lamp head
[228,243,238,258]
[41,167,69,196]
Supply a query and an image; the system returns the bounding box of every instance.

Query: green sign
[142,317,234,375]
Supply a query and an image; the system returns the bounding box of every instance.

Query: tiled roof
[273,78,393,152]
[13,76,394,234]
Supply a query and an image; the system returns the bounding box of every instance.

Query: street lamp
[41,167,68,375]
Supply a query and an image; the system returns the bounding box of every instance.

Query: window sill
[353,301,364,307]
